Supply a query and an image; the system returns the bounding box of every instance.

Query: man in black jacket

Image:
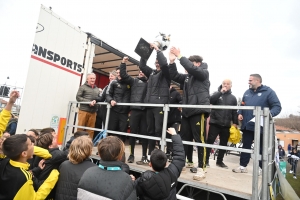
[106,60,131,142]
[206,79,238,169]
[135,127,185,200]
[169,47,210,171]
[96,70,117,130]
[139,43,171,161]
[167,86,182,160]
[120,56,148,164]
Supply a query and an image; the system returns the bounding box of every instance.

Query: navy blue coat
[238,85,281,131]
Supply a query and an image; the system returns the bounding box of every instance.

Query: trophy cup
[153,32,171,51]
[134,32,171,60]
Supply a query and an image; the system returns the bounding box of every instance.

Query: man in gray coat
[76,73,100,138]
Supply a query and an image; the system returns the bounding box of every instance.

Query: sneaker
[186,162,194,168]
[136,156,149,165]
[193,168,206,181]
[206,163,210,168]
[232,166,248,173]
[293,176,297,179]
[127,155,134,163]
[289,170,293,174]
[216,162,228,169]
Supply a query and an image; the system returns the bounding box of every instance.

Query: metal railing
[63,101,276,200]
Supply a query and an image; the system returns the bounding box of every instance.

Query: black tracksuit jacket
[139,51,171,104]
[119,63,147,110]
[106,78,131,114]
[169,57,210,118]
[209,85,238,127]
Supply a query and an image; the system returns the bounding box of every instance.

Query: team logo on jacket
[196,122,200,125]
[127,85,130,89]
[117,83,121,88]
[258,93,262,96]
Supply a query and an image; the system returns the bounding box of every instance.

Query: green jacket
[76,82,100,113]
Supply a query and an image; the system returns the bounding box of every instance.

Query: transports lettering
[32,44,83,73]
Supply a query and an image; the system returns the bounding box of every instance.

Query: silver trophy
[153,32,171,51]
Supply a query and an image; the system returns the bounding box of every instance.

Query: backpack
[92,130,107,146]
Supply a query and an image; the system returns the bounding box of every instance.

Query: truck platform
[91,143,261,200]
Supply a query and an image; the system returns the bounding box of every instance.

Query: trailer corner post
[252,106,261,200]
[160,104,169,151]
[62,101,72,148]
[262,107,270,200]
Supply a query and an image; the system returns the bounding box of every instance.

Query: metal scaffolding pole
[262,107,270,200]
[252,106,261,200]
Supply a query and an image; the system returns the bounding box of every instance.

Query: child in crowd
[0,134,59,199]
[63,130,89,151]
[0,133,10,159]
[56,136,96,200]
[135,127,185,200]
[288,148,299,179]
[78,136,136,200]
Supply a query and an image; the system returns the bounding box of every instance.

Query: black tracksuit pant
[147,107,164,155]
[206,123,230,164]
[129,109,148,157]
[181,114,207,168]
[108,109,128,142]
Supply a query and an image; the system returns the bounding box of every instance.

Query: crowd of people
[0,43,283,199]
[76,43,281,174]
[0,91,184,199]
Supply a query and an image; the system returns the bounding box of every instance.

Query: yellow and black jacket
[0,158,59,200]
[0,109,11,136]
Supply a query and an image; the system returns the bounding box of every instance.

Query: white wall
[17,5,87,133]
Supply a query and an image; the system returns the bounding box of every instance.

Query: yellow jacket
[0,159,59,200]
[0,109,11,136]
[33,146,52,159]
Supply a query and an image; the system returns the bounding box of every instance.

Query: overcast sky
[0,0,299,117]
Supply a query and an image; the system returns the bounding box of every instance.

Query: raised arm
[180,58,209,81]
[170,47,208,81]
[169,63,187,84]
[139,58,153,79]
[157,51,171,86]
[166,128,185,178]
[120,57,134,85]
